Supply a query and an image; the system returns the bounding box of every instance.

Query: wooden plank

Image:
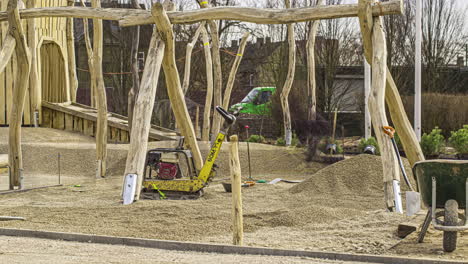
[73,115,82,132]
[64,113,73,130]
[83,119,94,137]
[42,108,51,127]
[110,126,120,142]
[53,111,65,129]
[120,129,129,142]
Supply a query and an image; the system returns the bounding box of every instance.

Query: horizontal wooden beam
[121,0,402,26]
[0,0,402,26]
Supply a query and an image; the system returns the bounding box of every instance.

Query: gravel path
[0,236,370,264]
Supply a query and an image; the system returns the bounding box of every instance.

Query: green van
[229,87,276,115]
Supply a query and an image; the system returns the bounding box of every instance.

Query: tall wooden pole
[91,0,107,178]
[26,0,40,122]
[123,29,165,201]
[306,0,324,121]
[229,135,243,246]
[198,1,223,141]
[7,0,32,189]
[358,0,400,211]
[364,59,371,139]
[152,2,203,171]
[280,0,296,146]
[415,0,422,141]
[127,0,141,133]
[66,0,78,102]
[182,22,205,94]
[201,26,213,142]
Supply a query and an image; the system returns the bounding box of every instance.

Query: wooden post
[280,0,296,146]
[364,59,371,139]
[217,31,250,129]
[201,26,213,142]
[198,1,223,141]
[123,29,165,201]
[26,0,40,121]
[306,0,324,121]
[152,2,203,171]
[91,0,108,178]
[229,135,243,246]
[127,0,141,133]
[358,0,400,211]
[7,0,32,189]
[66,0,78,102]
[195,105,200,139]
[182,22,205,94]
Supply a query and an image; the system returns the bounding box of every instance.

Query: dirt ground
[0,128,466,262]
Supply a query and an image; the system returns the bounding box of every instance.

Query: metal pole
[364,59,371,139]
[415,0,422,141]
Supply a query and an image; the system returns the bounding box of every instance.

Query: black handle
[216,106,236,124]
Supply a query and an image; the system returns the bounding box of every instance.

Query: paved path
[0,236,371,264]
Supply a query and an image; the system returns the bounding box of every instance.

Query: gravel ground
[0,128,466,262]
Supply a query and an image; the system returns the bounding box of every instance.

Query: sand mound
[290,154,414,197]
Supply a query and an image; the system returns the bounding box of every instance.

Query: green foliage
[247,135,266,143]
[336,144,344,154]
[449,125,468,154]
[420,127,445,156]
[359,137,380,155]
[291,133,299,147]
[276,137,286,146]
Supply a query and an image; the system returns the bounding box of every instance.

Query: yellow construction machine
[141,106,236,199]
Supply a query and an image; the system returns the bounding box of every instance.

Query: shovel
[383,126,421,216]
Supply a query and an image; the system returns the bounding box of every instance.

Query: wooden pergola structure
[0,0,424,210]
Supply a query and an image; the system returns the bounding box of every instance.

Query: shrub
[449,125,468,154]
[291,133,300,147]
[247,135,266,143]
[359,137,380,155]
[276,137,286,146]
[420,127,445,156]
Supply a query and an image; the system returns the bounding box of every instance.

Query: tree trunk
[7,0,32,189]
[123,29,165,201]
[152,2,203,171]
[127,0,141,133]
[306,0,325,121]
[91,0,107,178]
[182,22,205,94]
[280,0,296,146]
[201,26,213,142]
[66,0,78,102]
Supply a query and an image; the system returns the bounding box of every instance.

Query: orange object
[383,126,396,138]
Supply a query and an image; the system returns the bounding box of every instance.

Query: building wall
[0,0,69,126]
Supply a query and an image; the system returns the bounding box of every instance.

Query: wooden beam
[7,0,32,189]
[151,2,203,171]
[91,0,108,178]
[306,0,325,121]
[201,26,213,142]
[66,0,78,102]
[119,0,403,27]
[0,1,403,25]
[182,22,205,94]
[280,0,296,146]
[123,28,165,201]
